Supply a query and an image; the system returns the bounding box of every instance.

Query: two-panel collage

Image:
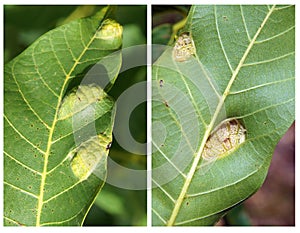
[3,4,295,227]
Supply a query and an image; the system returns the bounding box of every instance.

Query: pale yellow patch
[202,119,246,161]
[172,33,196,62]
[95,19,123,40]
[71,135,111,181]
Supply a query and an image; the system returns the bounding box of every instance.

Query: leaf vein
[63,29,77,61]
[48,36,68,76]
[215,5,234,73]
[274,5,293,11]
[173,61,208,126]
[187,170,257,198]
[152,208,167,225]
[175,165,263,225]
[43,180,83,204]
[255,25,295,44]
[4,151,42,175]
[240,5,251,42]
[152,141,187,179]
[235,98,294,119]
[4,181,39,199]
[243,51,295,67]
[47,148,75,174]
[3,216,22,226]
[154,67,196,155]
[229,77,294,95]
[9,61,51,130]
[31,46,60,98]
[4,114,46,154]
[40,205,85,226]
[152,179,176,203]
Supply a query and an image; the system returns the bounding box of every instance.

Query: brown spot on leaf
[164,101,169,107]
[159,79,164,87]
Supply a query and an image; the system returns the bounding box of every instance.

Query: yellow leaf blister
[202,119,246,161]
[172,32,196,62]
[71,135,111,181]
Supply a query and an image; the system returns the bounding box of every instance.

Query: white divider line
[147,3,152,227]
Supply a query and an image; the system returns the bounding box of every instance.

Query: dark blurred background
[4,5,147,226]
[152,5,295,226]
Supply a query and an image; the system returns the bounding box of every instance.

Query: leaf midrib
[166,5,276,226]
[35,22,103,226]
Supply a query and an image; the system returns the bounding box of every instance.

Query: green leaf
[224,204,251,226]
[152,5,294,226]
[152,24,173,46]
[4,7,122,226]
[94,189,126,216]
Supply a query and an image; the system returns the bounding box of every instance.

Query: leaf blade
[4,8,122,226]
[152,4,294,226]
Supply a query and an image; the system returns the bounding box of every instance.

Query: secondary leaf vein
[215,5,234,73]
[4,114,46,154]
[153,179,176,203]
[243,51,295,67]
[152,208,167,225]
[229,77,294,94]
[4,151,42,175]
[4,181,39,199]
[153,141,187,179]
